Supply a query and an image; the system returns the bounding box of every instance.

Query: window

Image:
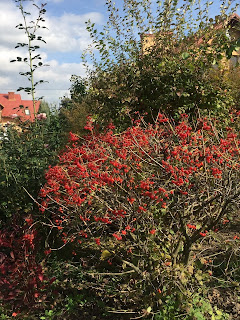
[25,108,30,115]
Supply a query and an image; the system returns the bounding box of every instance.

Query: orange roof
[0,92,40,122]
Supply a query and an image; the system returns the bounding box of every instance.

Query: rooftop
[0,92,40,122]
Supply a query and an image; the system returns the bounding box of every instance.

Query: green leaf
[182,52,190,59]
[212,59,217,65]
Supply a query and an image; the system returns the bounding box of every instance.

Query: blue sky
[47,0,106,16]
[0,0,238,106]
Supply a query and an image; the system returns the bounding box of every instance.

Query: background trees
[65,0,240,130]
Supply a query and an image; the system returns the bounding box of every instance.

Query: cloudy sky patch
[0,0,105,105]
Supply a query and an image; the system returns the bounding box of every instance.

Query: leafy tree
[69,0,240,129]
[39,100,50,114]
[38,100,51,123]
[59,75,89,135]
[69,75,87,104]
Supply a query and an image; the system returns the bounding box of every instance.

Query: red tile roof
[0,92,40,122]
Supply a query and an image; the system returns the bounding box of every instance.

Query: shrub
[38,113,240,316]
[0,113,63,224]
[81,45,236,129]
[69,0,239,129]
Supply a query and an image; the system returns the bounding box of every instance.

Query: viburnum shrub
[39,113,240,313]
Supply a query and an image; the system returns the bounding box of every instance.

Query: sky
[0,0,106,106]
[0,0,239,106]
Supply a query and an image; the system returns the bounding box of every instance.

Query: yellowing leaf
[100,250,111,261]
[188,265,194,274]
[146,306,152,314]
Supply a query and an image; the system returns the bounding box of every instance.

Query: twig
[88,270,135,276]
[107,310,137,314]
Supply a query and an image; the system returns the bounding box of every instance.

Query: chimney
[228,13,240,41]
[140,33,156,55]
[8,92,15,101]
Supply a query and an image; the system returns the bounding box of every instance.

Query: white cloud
[33,60,87,104]
[0,1,26,47]
[0,76,11,87]
[0,46,88,104]
[42,12,104,53]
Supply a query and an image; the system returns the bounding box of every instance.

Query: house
[0,92,41,126]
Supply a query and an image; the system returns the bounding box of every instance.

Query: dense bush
[0,113,63,224]
[80,41,236,128]
[63,0,240,130]
[38,113,240,317]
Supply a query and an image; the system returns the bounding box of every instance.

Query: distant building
[0,92,40,125]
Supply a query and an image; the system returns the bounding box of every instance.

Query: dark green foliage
[69,75,87,104]
[39,100,51,117]
[59,76,89,135]
[82,45,235,129]
[0,115,63,224]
